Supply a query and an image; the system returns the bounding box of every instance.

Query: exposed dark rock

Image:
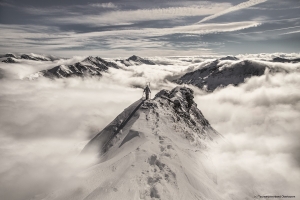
[21,54,49,61]
[272,57,300,63]
[219,56,239,61]
[2,57,17,63]
[118,55,156,66]
[3,53,17,58]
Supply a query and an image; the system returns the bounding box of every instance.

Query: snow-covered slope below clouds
[27,56,120,79]
[43,86,224,200]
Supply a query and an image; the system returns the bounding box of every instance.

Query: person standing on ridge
[143,84,151,100]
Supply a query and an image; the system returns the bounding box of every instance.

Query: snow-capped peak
[59,86,223,200]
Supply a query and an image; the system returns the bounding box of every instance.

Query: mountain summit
[83,86,220,156]
[41,86,223,200]
[118,55,156,66]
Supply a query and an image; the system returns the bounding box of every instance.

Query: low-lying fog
[0,55,299,200]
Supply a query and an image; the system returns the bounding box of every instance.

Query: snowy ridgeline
[0,53,61,62]
[1,53,300,92]
[26,56,120,80]
[42,86,226,200]
[175,59,298,91]
[24,55,158,80]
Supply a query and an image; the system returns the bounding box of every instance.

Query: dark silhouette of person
[144,85,151,100]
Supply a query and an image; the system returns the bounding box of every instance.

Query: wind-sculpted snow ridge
[175,59,293,92]
[116,55,157,66]
[44,86,223,200]
[26,56,120,79]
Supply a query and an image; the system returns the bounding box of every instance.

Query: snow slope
[43,86,224,200]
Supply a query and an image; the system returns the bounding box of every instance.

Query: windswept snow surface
[44,87,223,200]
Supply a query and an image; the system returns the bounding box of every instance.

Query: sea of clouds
[0,54,299,199]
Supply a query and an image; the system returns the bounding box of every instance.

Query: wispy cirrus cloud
[49,3,231,26]
[280,30,300,35]
[197,0,268,23]
[88,2,118,9]
[1,0,299,56]
[0,20,261,57]
[22,2,118,16]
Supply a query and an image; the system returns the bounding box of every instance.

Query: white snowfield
[43,86,224,200]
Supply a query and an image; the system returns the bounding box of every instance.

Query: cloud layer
[194,71,300,199]
[0,55,300,199]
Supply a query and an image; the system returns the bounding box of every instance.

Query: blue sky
[0,0,299,57]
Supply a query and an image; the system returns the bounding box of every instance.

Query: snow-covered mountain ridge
[116,55,156,66]
[1,53,61,62]
[27,56,119,79]
[3,53,299,92]
[44,86,223,200]
[175,59,297,91]
[84,86,220,155]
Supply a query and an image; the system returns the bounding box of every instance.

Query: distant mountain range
[25,55,161,79]
[272,57,300,63]
[2,53,299,92]
[1,53,61,62]
[27,56,119,79]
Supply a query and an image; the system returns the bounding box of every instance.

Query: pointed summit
[118,55,156,66]
[219,55,238,61]
[83,86,220,156]
[68,86,224,200]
